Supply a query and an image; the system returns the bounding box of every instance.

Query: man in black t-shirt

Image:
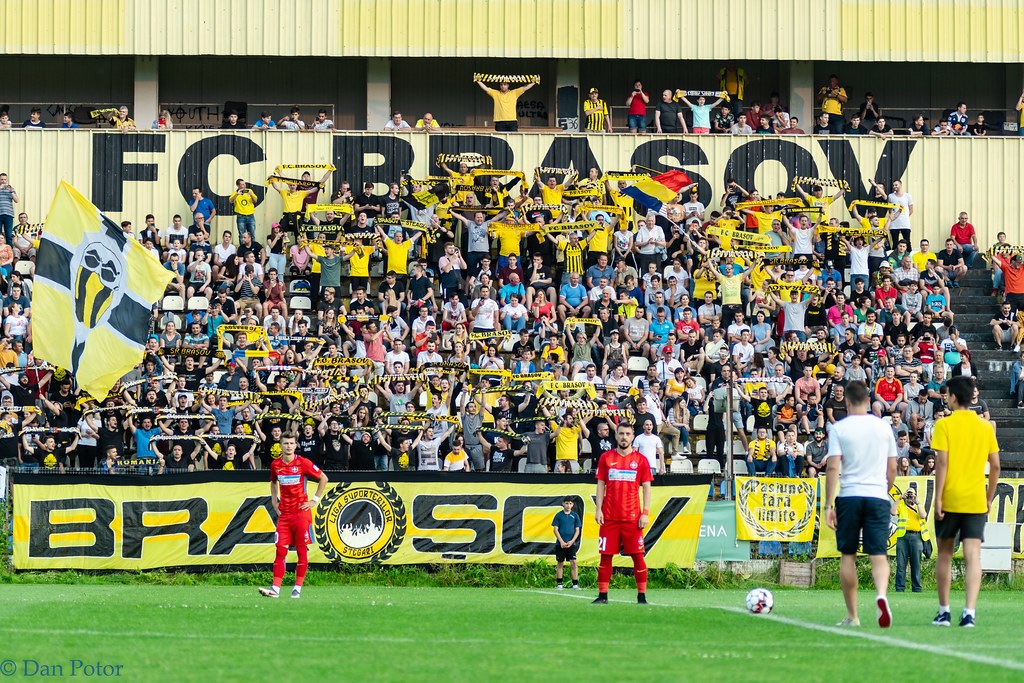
[654,90,685,133]
[320,418,350,470]
[296,421,323,467]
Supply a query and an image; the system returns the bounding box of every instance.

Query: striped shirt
[0,187,14,216]
[584,98,609,131]
[561,238,588,275]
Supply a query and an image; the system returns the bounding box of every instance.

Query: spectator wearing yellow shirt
[415,112,440,130]
[476,78,536,132]
[911,239,936,274]
[817,74,848,133]
[894,487,929,593]
[718,63,746,115]
[270,178,320,236]
[107,105,137,131]
[375,224,422,280]
[229,179,258,239]
[549,411,583,473]
[583,88,613,133]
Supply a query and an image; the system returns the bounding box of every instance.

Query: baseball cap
[589,87,599,94]
[662,345,673,354]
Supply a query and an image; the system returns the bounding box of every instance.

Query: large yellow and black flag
[32,182,172,400]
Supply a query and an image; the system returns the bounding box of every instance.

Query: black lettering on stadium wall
[501,495,586,555]
[630,140,712,207]
[92,133,165,212]
[29,498,116,558]
[539,137,602,177]
[120,499,210,559]
[817,139,918,201]
[411,494,498,555]
[209,496,277,555]
[332,135,415,191]
[428,136,515,175]
[176,135,266,217]
[724,139,818,195]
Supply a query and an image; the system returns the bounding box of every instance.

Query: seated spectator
[745,427,777,477]
[948,212,978,267]
[947,102,969,135]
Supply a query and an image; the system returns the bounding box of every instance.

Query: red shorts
[275,511,312,548]
[598,519,645,556]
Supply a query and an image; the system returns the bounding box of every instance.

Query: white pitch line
[528,590,1024,673]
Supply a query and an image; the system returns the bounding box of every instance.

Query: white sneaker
[572,584,582,591]
[1014,344,1020,353]
[258,587,280,598]
[291,587,301,599]
[556,584,564,590]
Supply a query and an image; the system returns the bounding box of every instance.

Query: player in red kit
[593,422,653,604]
[259,434,329,599]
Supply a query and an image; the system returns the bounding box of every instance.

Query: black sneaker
[932,611,951,627]
[637,593,648,604]
[592,594,609,604]
[959,613,976,628]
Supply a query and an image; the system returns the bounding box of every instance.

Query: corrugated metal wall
[1,0,1020,62]
[0,131,1019,249]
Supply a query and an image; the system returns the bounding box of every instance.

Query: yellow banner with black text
[735,476,817,542]
[12,477,708,570]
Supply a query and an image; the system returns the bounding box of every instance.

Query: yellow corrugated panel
[0,131,1022,253]
[0,0,126,54]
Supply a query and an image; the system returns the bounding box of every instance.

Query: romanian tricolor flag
[33,182,173,400]
[621,170,693,215]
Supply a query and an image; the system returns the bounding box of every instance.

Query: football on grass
[745,588,774,614]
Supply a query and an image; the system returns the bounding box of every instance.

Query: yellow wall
[1,0,1019,62]
[0,130,1019,248]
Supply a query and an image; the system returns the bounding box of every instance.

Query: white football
[746,588,774,615]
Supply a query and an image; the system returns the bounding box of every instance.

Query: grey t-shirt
[780,299,809,332]
[525,432,551,465]
[467,220,491,253]
[462,412,483,446]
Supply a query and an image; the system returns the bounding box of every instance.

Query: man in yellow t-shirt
[271,178,319,236]
[476,78,536,132]
[745,427,776,476]
[930,376,1000,628]
[817,74,848,133]
[375,224,422,278]
[550,413,582,473]
[229,178,258,238]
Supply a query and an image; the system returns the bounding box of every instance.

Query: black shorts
[835,496,891,556]
[554,545,578,562]
[935,512,987,542]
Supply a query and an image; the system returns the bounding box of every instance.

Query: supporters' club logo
[315,482,406,563]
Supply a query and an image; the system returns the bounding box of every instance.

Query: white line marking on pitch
[527,590,1024,672]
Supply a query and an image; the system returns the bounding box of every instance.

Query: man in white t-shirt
[882,179,913,247]
[470,286,500,333]
[632,418,664,476]
[824,379,897,629]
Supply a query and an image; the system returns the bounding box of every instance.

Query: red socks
[272,545,288,587]
[631,553,648,594]
[597,554,613,592]
[295,544,309,587]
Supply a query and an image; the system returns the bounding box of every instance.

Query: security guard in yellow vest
[894,487,930,593]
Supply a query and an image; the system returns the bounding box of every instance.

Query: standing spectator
[277,107,306,130]
[718,63,746,115]
[991,251,1024,314]
[882,179,914,248]
[947,102,969,135]
[189,187,216,225]
[552,496,582,590]
[728,113,753,134]
[222,110,245,129]
[823,380,897,628]
[312,109,335,131]
[654,90,686,134]
[857,92,882,126]
[677,93,724,134]
[0,173,18,245]
[931,376,1000,627]
[948,212,977,267]
[907,114,929,136]
[229,179,257,239]
[817,74,848,133]
[383,111,411,131]
[106,106,137,131]
[475,78,537,132]
[894,486,929,593]
[583,88,613,133]
[625,80,650,133]
[969,113,988,137]
[812,113,831,135]
[845,113,866,135]
[252,110,276,130]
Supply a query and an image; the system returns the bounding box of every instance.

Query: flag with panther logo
[32,182,172,400]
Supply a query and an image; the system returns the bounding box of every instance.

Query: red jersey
[270,456,322,515]
[596,448,653,522]
[874,377,903,402]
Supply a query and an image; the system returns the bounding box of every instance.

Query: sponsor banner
[816,475,937,558]
[696,500,751,562]
[12,474,709,571]
[735,476,817,542]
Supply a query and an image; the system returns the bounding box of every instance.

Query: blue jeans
[782,454,800,477]
[750,458,777,476]
[959,244,976,268]
[628,114,646,132]
[0,214,12,245]
[994,268,1004,291]
[236,214,256,238]
[374,455,389,471]
[502,315,526,332]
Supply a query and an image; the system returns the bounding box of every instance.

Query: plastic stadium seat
[697,459,722,475]
[187,296,210,311]
[692,413,709,432]
[581,440,592,455]
[14,260,33,277]
[418,392,428,408]
[290,296,312,311]
[627,356,649,374]
[501,336,518,353]
[670,458,693,474]
[162,295,185,311]
[288,279,311,294]
[695,439,707,455]
[732,439,745,455]
[745,415,755,433]
[733,459,749,475]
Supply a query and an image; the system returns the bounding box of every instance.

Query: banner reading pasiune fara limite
[12,473,709,571]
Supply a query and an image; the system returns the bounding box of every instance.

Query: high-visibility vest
[895,500,932,542]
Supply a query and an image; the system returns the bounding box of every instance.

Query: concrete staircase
[949,268,1024,473]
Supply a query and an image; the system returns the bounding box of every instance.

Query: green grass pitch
[1,585,1023,682]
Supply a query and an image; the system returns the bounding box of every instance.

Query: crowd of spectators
[0,148,991,479]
